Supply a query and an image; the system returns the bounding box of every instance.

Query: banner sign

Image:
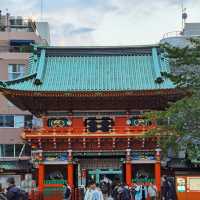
[44,179,66,185]
[177,177,186,192]
[132,152,155,161]
[127,118,152,127]
[47,118,72,128]
[43,152,68,162]
[187,177,200,192]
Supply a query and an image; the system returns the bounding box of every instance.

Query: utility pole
[181,0,187,30]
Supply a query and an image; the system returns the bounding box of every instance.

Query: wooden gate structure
[0,45,183,195]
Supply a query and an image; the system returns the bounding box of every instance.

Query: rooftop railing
[162,30,183,39]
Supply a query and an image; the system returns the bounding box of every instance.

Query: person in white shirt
[84,187,94,200]
[148,183,157,200]
[84,181,96,200]
[96,184,104,200]
[85,181,104,200]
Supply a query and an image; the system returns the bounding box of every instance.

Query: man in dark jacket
[6,177,20,200]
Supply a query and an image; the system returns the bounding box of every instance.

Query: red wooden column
[155,148,161,191]
[38,164,45,191]
[125,149,132,186]
[125,162,132,186]
[67,150,74,188]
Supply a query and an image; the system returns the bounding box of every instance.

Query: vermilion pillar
[38,164,45,191]
[125,161,132,186]
[125,149,132,186]
[67,163,74,188]
[155,162,161,191]
[67,150,74,188]
[155,148,161,191]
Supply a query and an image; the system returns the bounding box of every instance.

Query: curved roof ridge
[1,73,37,87]
[33,44,161,57]
[37,44,159,49]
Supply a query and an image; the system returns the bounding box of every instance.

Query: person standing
[141,184,147,200]
[130,183,137,200]
[111,183,120,200]
[161,176,177,200]
[134,183,147,200]
[94,184,104,200]
[134,185,142,200]
[6,177,20,200]
[84,184,94,200]
[117,184,131,200]
[100,176,112,199]
[0,183,7,200]
[148,183,157,200]
[161,176,167,200]
[111,177,121,200]
[6,177,28,200]
[64,183,72,200]
[84,180,97,200]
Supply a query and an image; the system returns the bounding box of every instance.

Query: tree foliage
[148,38,200,161]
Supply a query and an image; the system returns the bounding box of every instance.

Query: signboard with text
[187,177,200,192]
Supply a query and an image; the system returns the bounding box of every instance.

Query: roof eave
[0,87,181,97]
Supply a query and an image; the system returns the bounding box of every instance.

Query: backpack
[65,186,71,199]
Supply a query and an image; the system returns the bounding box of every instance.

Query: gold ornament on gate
[51,119,65,128]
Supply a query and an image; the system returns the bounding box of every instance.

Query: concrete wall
[0,128,23,144]
[0,53,30,144]
[0,30,45,146]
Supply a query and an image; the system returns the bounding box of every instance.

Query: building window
[14,115,24,128]
[0,115,25,128]
[8,64,24,80]
[0,144,31,157]
[5,144,14,157]
[24,115,33,128]
[0,115,14,127]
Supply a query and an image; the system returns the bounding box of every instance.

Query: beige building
[0,11,50,183]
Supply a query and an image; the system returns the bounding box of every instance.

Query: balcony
[23,117,157,151]
[23,124,156,139]
[22,116,157,151]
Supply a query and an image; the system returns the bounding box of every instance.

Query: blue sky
[1,0,200,45]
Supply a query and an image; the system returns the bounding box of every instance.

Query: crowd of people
[0,175,177,200]
[80,176,158,200]
[81,175,177,200]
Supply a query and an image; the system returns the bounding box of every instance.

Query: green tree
[148,39,200,161]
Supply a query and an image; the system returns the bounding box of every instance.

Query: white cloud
[1,0,200,45]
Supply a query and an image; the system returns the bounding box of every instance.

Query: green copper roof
[1,46,174,92]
